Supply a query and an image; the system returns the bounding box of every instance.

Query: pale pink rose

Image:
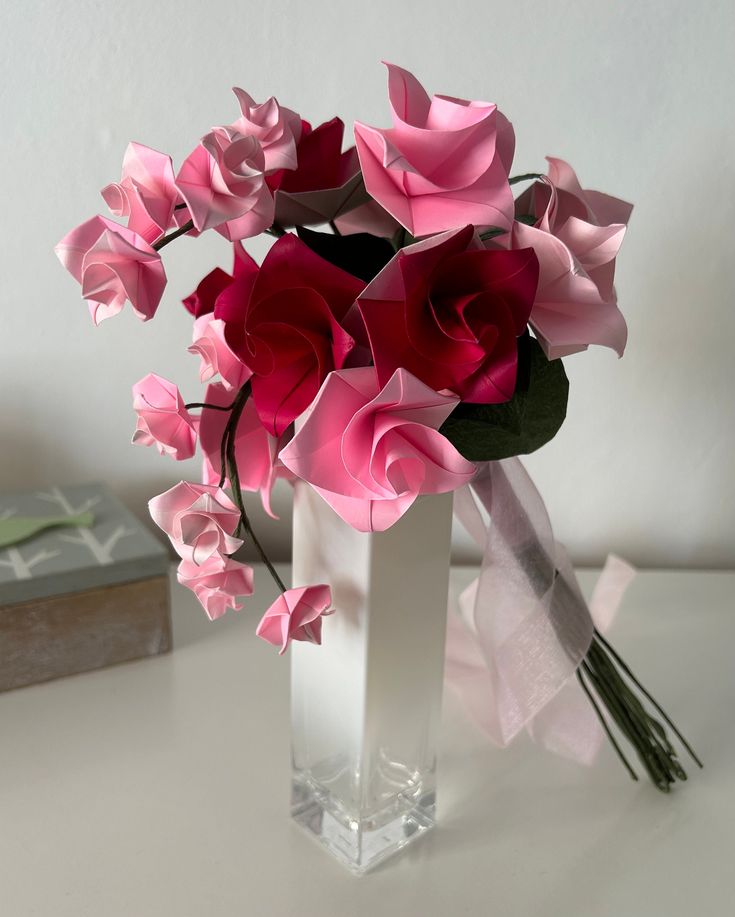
[189,315,252,391]
[511,221,627,360]
[231,87,303,172]
[175,126,274,238]
[354,63,515,237]
[55,215,166,324]
[545,156,633,228]
[101,142,177,244]
[279,367,476,532]
[515,158,632,302]
[132,373,197,460]
[255,585,333,654]
[198,383,294,519]
[148,481,242,564]
[177,555,254,620]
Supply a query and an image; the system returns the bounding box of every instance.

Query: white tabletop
[1,566,732,916]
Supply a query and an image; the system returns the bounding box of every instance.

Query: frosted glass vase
[290,482,454,873]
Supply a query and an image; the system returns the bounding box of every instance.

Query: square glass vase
[290,482,454,873]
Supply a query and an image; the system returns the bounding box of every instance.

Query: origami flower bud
[189,315,251,392]
[55,215,167,324]
[198,383,294,518]
[354,63,515,236]
[231,87,303,172]
[256,585,333,654]
[101,142,177,244]
[132,373,198,460]
[175,126,274,237]
[279,367,476,532]
[177,555,254,621]
[148,481,242,564]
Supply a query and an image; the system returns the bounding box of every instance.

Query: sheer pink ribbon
[446,457,635,764]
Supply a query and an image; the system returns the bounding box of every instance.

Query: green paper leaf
[0,513,95,548]
[296,227,395,283]
[439,334,569,462]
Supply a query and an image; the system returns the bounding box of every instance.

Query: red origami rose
[215,234,365,435]
[350,225,538,404]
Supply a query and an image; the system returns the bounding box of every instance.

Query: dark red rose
[352,225,539,403]
[215,234,365,435]
[268,118,369,228]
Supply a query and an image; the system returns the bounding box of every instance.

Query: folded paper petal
[279,366,475,532]
[101,142,177,244]
[231,88,303,172]
[514,158,631,310]
[512,222,627,359]
[148,481,242,564]
[272,118,370,227]
[189,315,251,391]
[214,234,364,436]
[176,127,274,236]
[255,584,333,654]
[178,554,254,620]
[198,383,294,518]
[132,373,197,460]
[354,63,515,236]
[350,226,537,402]
[55,215,166,324]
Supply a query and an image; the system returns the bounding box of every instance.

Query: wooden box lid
[0,483,168,606]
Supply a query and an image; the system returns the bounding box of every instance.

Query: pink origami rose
[198,383,294,518]
[55,215,167,324]
[189,315,251,392]
[132,373,197,460]
[231,87,303,172]
[350,225,538,404]
[148,481,242,564]
[354,63,515,237]
[255,584,333,654]
[177,555,254,621]
[515,157,632,303]
[279,367,476,532]
[175,126,274,238]
[101,142,177,244]
[510,221,628,360]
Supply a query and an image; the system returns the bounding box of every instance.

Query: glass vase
[290,482,454,873]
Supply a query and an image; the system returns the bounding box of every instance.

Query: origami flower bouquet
[57,63,699,868]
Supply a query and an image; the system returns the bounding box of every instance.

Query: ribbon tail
[446,457,636,765]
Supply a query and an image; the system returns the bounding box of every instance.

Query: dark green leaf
[439,334,569,461]
[296,227,395,283]
[479,226,507,242]
[515,213,537,226]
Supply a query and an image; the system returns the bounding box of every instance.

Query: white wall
[1,0,733,568]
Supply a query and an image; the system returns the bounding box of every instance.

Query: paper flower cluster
[56,62,632,648]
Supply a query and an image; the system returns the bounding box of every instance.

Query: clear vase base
[291,773,436,874]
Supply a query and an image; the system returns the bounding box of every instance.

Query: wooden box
[0,483,171,692]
